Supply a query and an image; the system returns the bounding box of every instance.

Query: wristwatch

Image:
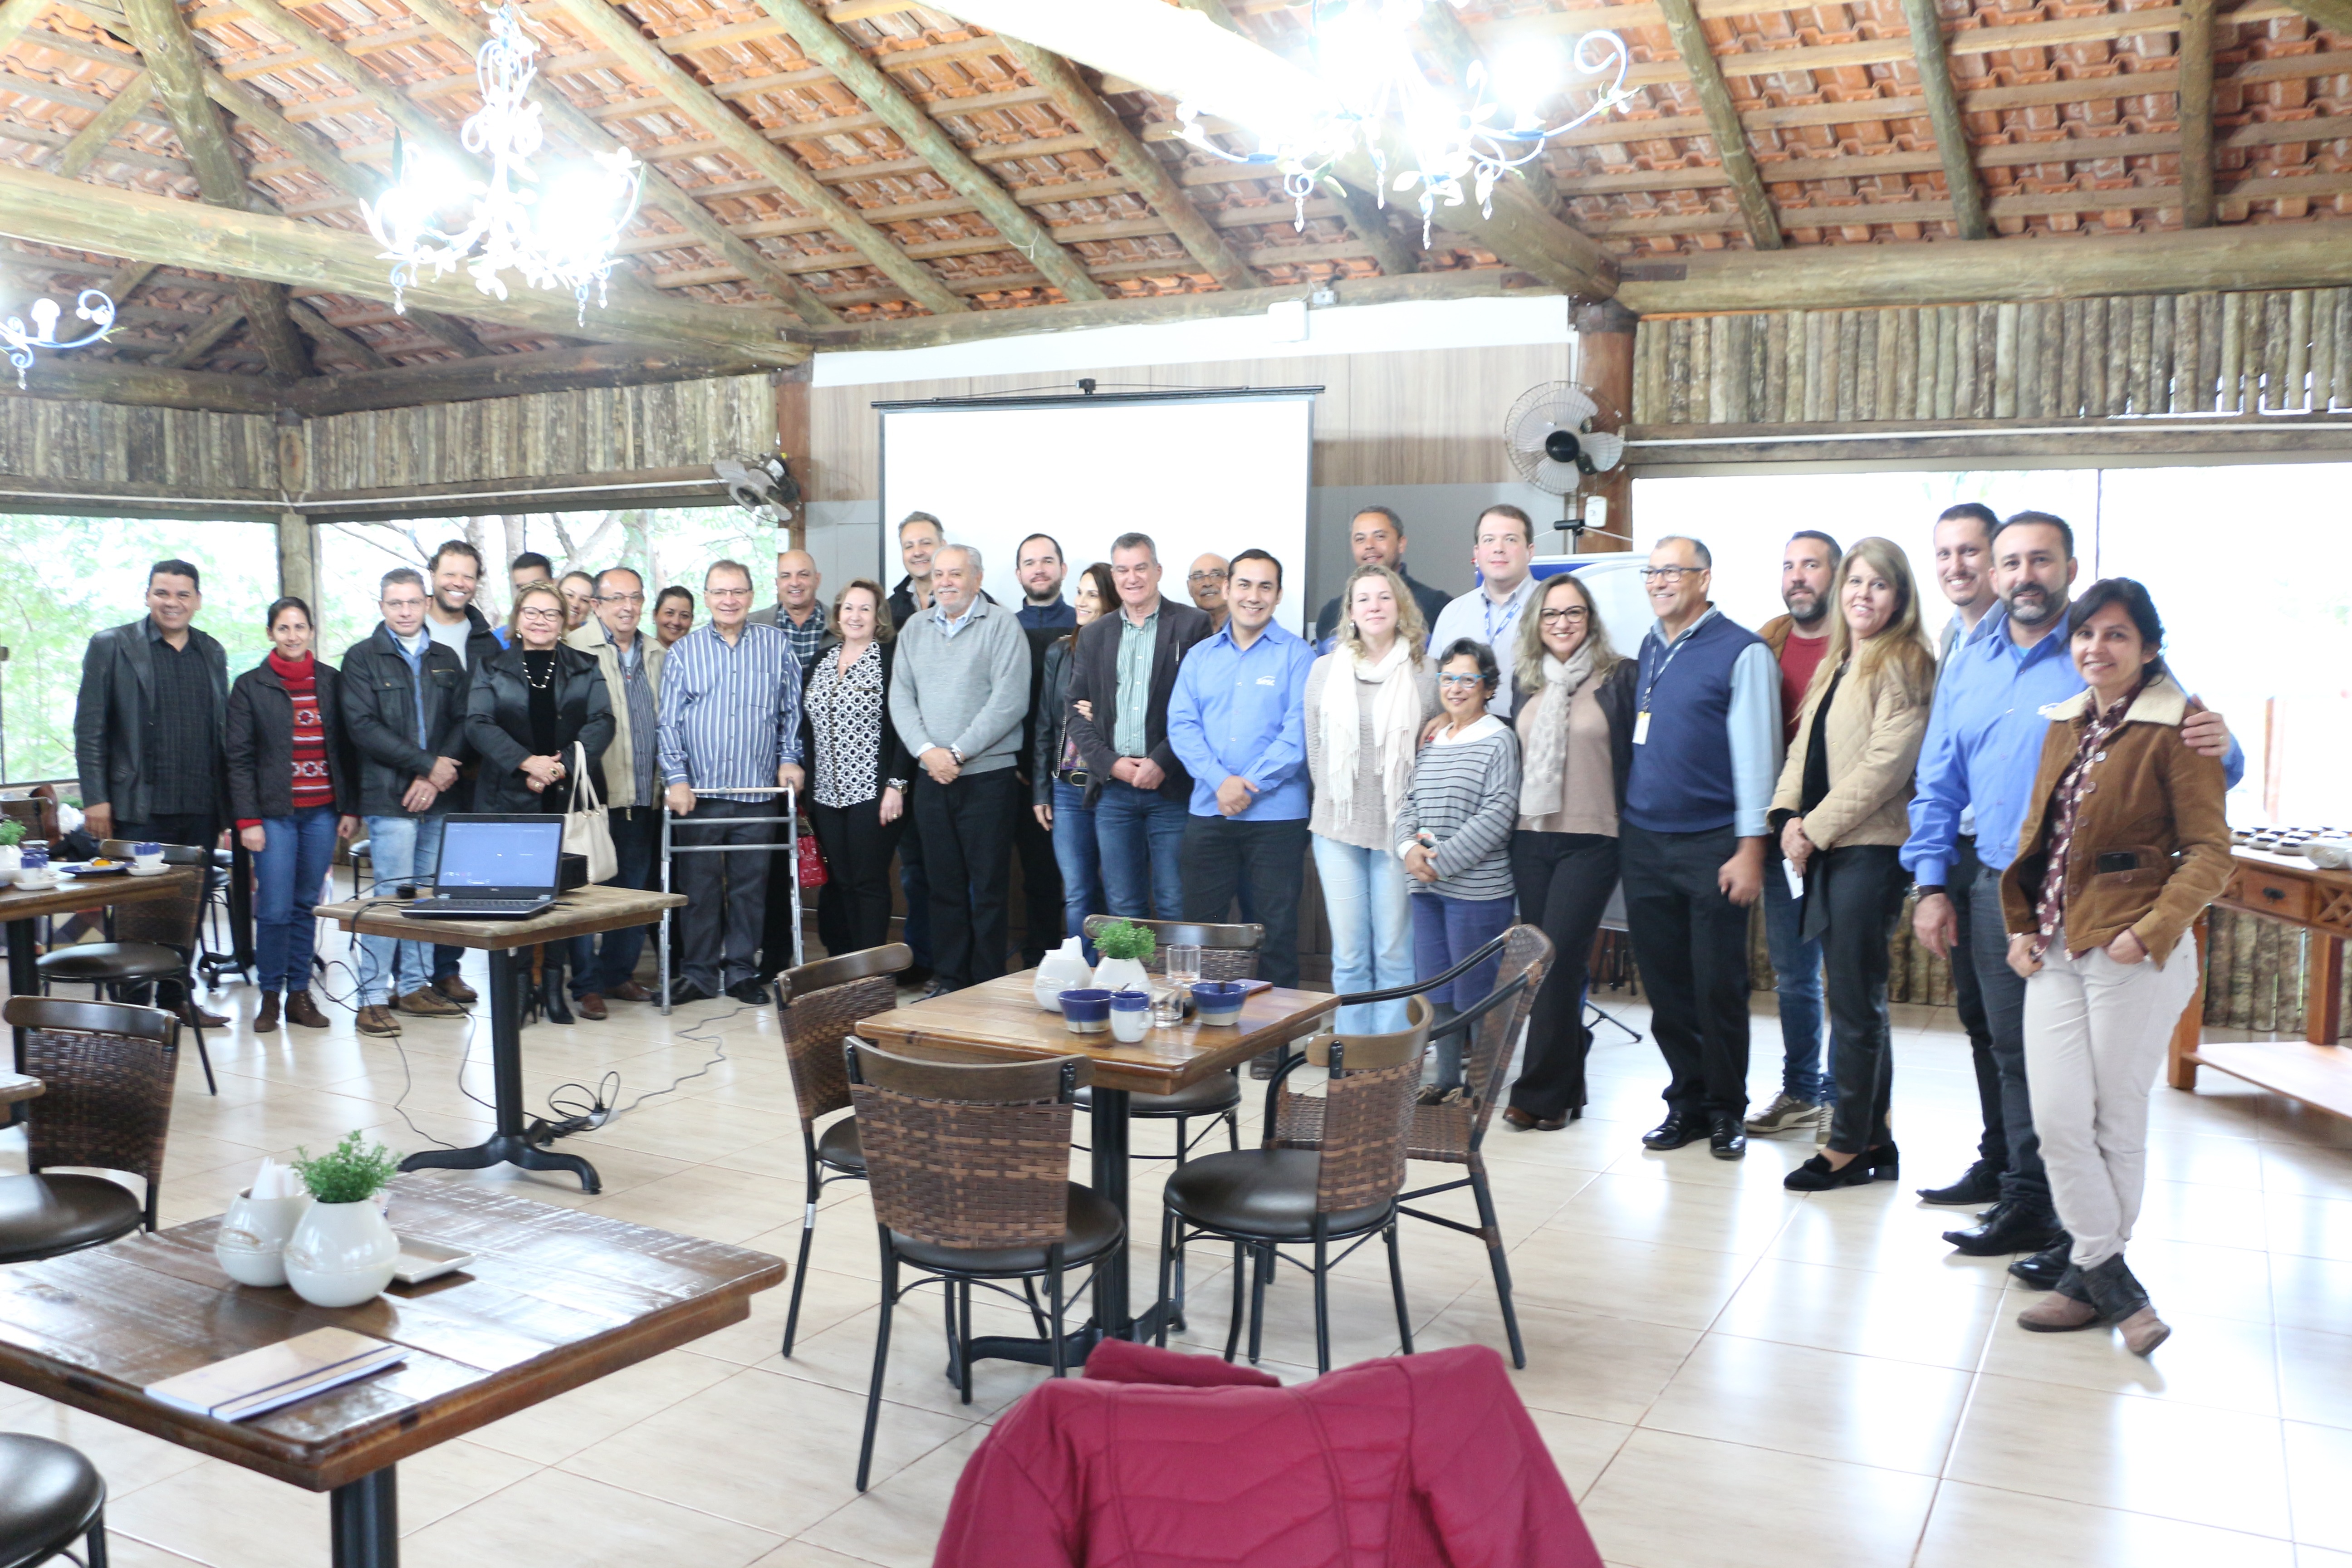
[947,746,965,766]
[1916,884,1947,899]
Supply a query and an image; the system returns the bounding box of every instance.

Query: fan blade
[1530,459,1583,495]
[1553,384,1598,427]
[727,481,768,511]
[1582,430,1626,471]
[1507,405,1562,451]
[713,459,756,485]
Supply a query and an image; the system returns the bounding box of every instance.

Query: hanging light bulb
[2,289,115,388]
[364,5,643,322]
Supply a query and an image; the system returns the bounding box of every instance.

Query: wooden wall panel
[0,396,277,497]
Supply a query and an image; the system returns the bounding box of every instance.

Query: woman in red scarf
[225,598,358,1032]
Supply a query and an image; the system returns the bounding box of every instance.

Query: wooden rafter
[239,281,314,376]
[0,0,44,56]
[546,0,964,315]
[2273,0,2352,30]
[753,0,1104,302]
[284,296,387,369]
[158,297,246,367]
[1653,0,1779,250]
[1320,176,1419,278]
[48,67,152,178]
[999,36,1252,292]
[2178,0,2217,230]
[401,306,493,358]
[211,0,479,178]
[1896,0,1987,240]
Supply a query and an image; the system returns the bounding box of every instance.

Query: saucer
[125,864,169,877]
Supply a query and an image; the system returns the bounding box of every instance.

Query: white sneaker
[1744,1092,1825,1136]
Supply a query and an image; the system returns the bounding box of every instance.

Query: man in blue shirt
[1903,510,2239,1271]
[1166,549,1314,987]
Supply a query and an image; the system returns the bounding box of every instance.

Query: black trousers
[810,795,909,958]
[915,768,1018,990]
[1968,861,2050,1206]
[1620,823,1753,1120]
[1177,814,1309,988]
[1507,830,1621,1120]
[675,797,775,992]
[1012,780,1062,966]
[114,813,217,1008]
[1816,844,1911,1154]
[1944,836,2005,1168]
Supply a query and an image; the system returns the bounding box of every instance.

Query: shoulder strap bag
[564,741,618,884]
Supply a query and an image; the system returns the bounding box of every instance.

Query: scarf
[1517,644,1596,819]
[1320,638,1421,830]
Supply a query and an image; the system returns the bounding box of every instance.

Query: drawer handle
[2263,886,2287,902]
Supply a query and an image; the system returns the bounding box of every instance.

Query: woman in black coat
[466,581,613,1021]
[225,595,358,1033]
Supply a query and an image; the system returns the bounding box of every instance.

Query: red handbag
[796,823,828,889]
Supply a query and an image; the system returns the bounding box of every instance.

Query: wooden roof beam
[157,296,247,367]
[545,0,962,314]
[1896,0,1987,239]
[750,0,1102,301]
[1653,0,1779,250]
[2273,0,2352,30]
[284,295,387,369]
[47,67,153,178]
[2179,0,2217,229]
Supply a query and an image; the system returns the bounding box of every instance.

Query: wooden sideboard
[2169,847,2352,1119]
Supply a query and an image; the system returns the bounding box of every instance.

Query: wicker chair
[848,1042,1118,1490]
[1269,925,1553,1368]
[0,1433,108,1568]
[774,941,911,1357]
[1075,915,1259,1153]
[1157,995,1431,1375]
[0,997,179,1264]
[35,843,214,1095]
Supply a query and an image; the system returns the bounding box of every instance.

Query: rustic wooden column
[1576,299,1638,553]
[274,409,318,606]
[775,363,811,554]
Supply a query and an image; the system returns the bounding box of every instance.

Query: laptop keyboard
[412,897,545,914]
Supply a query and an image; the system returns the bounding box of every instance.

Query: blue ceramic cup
[1059,989,1112,1035]
[1190,980,1247,1026]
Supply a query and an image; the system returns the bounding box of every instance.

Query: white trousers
[2022,928,2201,1269]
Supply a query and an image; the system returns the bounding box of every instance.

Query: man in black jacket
[1311,506,1451,650]
[418,539,503,1004]
[1063,532,1211,920]
[73,558,231,1022]
[340,568,470,1037]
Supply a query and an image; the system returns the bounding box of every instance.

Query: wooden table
[316,887,686,1193]
[0,1072,41,1104]
[857,971,1339,1355]
[0,869,198,1114]
[0,1177,782,1568]
[2171,847,2352,1120]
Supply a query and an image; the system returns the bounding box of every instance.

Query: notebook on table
[146,1326,408,1421]
[397,814,563,920]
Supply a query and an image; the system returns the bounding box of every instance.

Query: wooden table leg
[2307,931,2344,1047]
[2167,915,2209,1092]
[331,1465,396,1568]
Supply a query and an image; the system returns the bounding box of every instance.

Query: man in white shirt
[1426,504,1540,713]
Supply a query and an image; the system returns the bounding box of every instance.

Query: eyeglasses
[706,587,753,600]
[1186,570,1228,585]
[594,592,645,607]
[1437,673,1487,688]
[1641,566,1703,583]
[1539,607,1589,624]
[517,607,563,622]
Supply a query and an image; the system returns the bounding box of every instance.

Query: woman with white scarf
[1502,573,1638,1130]
[1305,564,1439,1033]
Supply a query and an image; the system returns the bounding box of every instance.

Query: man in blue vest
[1621,536,1781,1159]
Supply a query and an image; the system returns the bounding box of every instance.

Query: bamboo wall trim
[0,396,277,493]
[1634,289,2352,424]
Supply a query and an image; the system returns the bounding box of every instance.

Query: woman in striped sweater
[1396,638,1523,1103]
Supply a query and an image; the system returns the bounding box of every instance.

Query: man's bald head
[775,549,820,617]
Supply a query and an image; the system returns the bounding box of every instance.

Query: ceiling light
[3,289,114,388]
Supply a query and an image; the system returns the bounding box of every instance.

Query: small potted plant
[1090,919,1156,996]
[281,1132,402,1308]
[0,819,24,878]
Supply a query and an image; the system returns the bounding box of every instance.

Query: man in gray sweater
[888,544,1033,993]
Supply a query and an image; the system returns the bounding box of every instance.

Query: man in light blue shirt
[1903,510,2240,1267]
[1166,549,1314,987]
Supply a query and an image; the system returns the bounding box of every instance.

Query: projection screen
[876,389,1318,633]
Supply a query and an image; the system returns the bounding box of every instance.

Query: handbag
[796,823,828,890]
[563,741,618,884]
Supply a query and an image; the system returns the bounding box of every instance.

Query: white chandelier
[3,289,115,388]
[364,4,644,321]
[1178,0,1633,243]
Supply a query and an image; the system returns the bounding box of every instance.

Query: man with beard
[1904,510,2241,1278]
[1312,506,1450,651]
[418,539,502,1006]
[1010,534,1073,965]
[1744,531,1841,1139]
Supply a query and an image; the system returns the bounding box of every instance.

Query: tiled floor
[8,931,2352,1568]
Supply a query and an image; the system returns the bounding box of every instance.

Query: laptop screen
[435,818,564,892]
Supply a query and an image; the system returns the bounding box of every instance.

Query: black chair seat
[1164,1148,1392,1242]
[0,1433,105,1568]
[1075,1071,1240,1119]
[890,1184,1122,1276]
[816,1115,864,1175]
[0,1174,142,1265]
[35,942,181,984]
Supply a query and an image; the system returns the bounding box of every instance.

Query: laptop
[396,815,564,921]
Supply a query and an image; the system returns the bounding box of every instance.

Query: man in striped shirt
[658,559,805,1006]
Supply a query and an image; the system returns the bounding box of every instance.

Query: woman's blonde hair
[831,578,894,642]
[1811,536,1936,707]
[507,581,568,642]
[1514,571,1623,693]
[1334,564,1428,666]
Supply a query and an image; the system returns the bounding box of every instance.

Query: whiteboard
[877,392,1317,633]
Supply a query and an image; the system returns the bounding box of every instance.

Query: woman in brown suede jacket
[2000,578,2230,1357]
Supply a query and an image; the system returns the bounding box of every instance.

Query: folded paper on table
[145,1327,407,1421]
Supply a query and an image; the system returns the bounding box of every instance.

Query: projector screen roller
[878,392,1316,632]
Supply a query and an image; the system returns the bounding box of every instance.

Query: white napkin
[250,1156,303,1200]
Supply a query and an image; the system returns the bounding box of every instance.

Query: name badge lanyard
[1634,622,1702,745]
[1482,588,1525,649]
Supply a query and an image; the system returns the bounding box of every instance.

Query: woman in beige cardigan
[1770,537,1937,1191]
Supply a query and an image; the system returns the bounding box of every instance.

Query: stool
[0,1433,108,1568]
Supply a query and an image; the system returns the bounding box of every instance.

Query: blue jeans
[1050,781,1101,960]
[1411,891,1515,1090]
[1763,858,1830,1105]
[251,805,339,992]
[1093,779,1186,921]
[360,813,445,1005]
[1313,835,1414,1034]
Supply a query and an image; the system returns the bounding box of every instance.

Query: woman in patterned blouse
[804,579,913,954]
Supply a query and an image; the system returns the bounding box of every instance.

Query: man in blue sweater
[1621,536,1782,1160]
[1904,511,2240,1276]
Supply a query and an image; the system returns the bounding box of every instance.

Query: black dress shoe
[1916,1158,2004,1207]
[1642,1113,1706,1152]
[666,978,714,1006]
[1943,1198,2065,1256]
[2009,1235,2075,1290]
[726,978,771,1005]
[1708,1112,1747,1160]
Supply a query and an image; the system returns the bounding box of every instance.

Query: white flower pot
[283,1197,399,1308]
[215,1189,313,1288]
[1032,938,1093,1012]
[0,847,20,878]
[1092,956,1152,996]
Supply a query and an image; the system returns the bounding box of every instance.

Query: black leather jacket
[465,643,614,813]
[225,658,357,823]
[1029,634,1081,808]
[338,624,469,819]
[73,617,229,821]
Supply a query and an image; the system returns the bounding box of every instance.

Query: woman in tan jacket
[1771,537,1936,1191]
[2002,578,2229,1356]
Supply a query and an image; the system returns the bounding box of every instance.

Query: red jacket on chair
[934,1341,1603,1568]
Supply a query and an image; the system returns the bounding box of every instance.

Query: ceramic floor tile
[467,1343,742,1465]
[1542,1170,1801,1255]
[2266,1191,2352,1262]
[748,1543,898,1568]
[0,1399,214,1497]
[2271,1251,2352,1333]
[1576,1428,1939,1568]
[2277,1327,2352,1430]
[2285,1421,2352,1553]
[1642,1333,1975,1475]
[1976,1303,2283,1416]
[85,1538,212,1568]
[1412,1295,1703,1423]
[402,1464,785,1568]
[1504,1228,1759,1331]
[794,1426,991,1568]
[103,1459,329,1568]
[1710,1254,2004,1371]
[1524,1407,1636,1496]
[1916,1481,2298,1568]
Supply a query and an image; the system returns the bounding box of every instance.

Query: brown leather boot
[356,1004,401,1036]
[255,991,280,1033]
[433,974,478,1005]
[2017,1293,2102,1332]
[283,990,330,1029]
